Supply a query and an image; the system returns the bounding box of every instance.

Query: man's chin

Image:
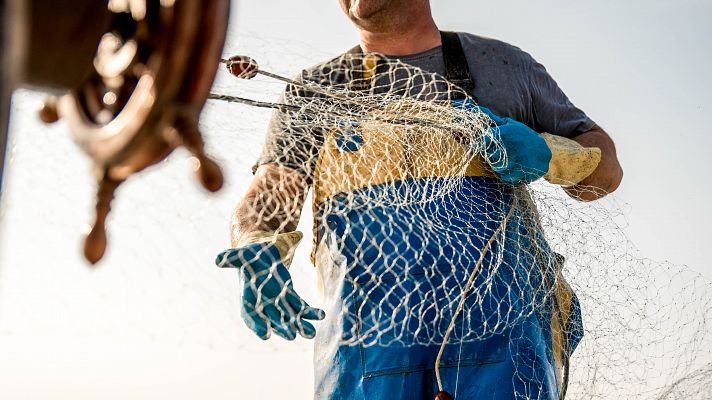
[349,0,387,21]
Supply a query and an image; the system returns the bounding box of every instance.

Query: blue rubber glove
[453,99,552,184]
[216,243,325,340]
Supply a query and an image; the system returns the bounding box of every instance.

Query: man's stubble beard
[341,0,411,32]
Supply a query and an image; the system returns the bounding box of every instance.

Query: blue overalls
[311,177,583,400]
[308,32,583,400]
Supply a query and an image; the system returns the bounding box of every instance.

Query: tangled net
[210,52,712,399]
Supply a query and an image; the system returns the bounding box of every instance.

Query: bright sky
[0,1,710,399]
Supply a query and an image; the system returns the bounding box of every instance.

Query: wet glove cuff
[540,133,601,186]
[234,230,303,268]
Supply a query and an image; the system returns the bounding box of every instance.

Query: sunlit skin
[234,0,623,240]
[231,164,306,245]
[338,0,441,55]
[564,125,623,201]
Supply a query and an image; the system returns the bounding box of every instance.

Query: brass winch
[1,0,230,263]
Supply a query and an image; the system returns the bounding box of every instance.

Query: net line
[434,194,518,393]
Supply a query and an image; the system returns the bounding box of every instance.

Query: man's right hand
[216,239,325,340]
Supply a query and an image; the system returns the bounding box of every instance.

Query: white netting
[212,51,712,399]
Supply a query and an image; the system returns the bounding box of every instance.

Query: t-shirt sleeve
[527,58,595,138]
[251,82,324,184]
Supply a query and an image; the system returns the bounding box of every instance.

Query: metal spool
[39,0,230,263]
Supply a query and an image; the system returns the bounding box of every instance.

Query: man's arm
[221,163,323,341]
[231,164,309,246]
[519,52,622,200]
[565,124,623,201]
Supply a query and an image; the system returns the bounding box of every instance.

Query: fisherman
[217,1,623,399]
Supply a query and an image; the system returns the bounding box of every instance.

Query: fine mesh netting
[211,52,712,399]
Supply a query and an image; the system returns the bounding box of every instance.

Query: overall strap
[346,45,362,55]
[440,31,476,99]
[344,45,373,92]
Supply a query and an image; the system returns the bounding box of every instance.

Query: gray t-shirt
[254,32,595,182]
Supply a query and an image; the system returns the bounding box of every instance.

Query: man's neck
[358,18,441,56]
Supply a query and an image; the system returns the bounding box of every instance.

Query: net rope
[208,52,712,399]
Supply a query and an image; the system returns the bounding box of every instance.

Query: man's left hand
[455,100,552,184]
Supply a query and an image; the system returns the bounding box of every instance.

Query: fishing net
[211,52,712,399]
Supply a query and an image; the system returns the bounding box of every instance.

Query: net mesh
[211,52,712,399]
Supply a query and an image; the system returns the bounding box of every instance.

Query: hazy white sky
[0,1,710,399]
